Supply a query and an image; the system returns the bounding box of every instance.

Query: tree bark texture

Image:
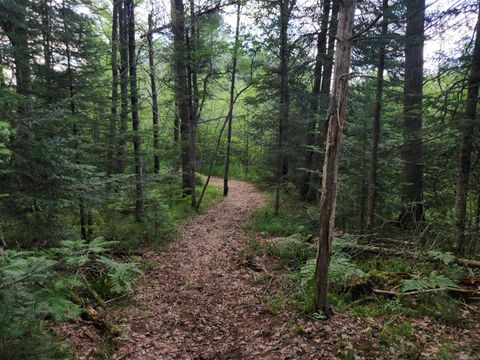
[306,0,339,202]
[274,0,292,215]
[148,13,160,174]
[171,0,193,198]
[117,0,129,174]
[454,8,480,253]
[314,0,356,316]
[126,0,145,222]
[400,0,425,226]
[108,0,119,179]
[366,0,388,231]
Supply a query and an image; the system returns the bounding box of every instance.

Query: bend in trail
[111,178,317,359]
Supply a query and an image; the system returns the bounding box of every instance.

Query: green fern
[297,252,365,290]
[98,257,143,294]
[426,250,455,265]
[401,271,457,292]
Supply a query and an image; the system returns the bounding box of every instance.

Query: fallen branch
[373,286,479,297]
[79,273,106,308]
[69,291,120,336]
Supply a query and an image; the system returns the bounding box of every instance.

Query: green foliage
[426,250,456,265]
[98,257,142,294]
[297,243,365,292]
[247,197,314,237]
[0,238,141,358]
[267,234,316,268]
[401,271,457,292]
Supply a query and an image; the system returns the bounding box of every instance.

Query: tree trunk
[274,0,292,215]
[171,0,192,198]
[400,0,425,226]
[366,0,388,231]
[108,0,119,179]
[62,0,87,239]
[187,0,199,208]
[117,0,129,174]
[2,0,33,114]
[314,0,356,316]
[148,13,160,174]
[223,3,241,197]
[305,0,339,202]
[126,0,145,222]
[454,8,480,253]
[40,0,54,104]
[298,0,330,201]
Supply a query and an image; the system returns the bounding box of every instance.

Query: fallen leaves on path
[62,178,480,359]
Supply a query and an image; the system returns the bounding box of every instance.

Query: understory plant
[0,237,141,359]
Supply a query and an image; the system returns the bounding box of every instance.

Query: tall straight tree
[314,0,356,316]
[62,0,87,239]
[223,2,241,197]
[274,0,293,215]
[171,0,193,199]
[400,0,425,225]
[366,0,388,231]
[454,7,480,253]
[126,0,145,222]
[186,0,200,208]
[305,0,339,201]
[298,0,331,201]
[117,0,129,174]
[147,13,160,174]
[108,0,119,179]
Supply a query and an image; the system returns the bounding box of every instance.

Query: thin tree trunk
[360,115,368,231]
[187,0,199,208]
[299,0,330,201]
[148,13,160,174]
[108,0,119,179]
[314,0,356,316]
[126,0,144,222]
[305,0,339,202]
[400,0,425,226]
[41,0,54,104]
[454,8,480,253]
[171,0,192,198]
[197,116,229,211]
[274,0,292,215]
[366,0,388,231]
[63,0,87,239]
[223,3,241,197]
[117,0,129,174]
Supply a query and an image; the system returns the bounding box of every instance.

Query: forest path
[111,178,301,359]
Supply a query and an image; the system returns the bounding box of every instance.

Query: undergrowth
[0,179,224,359]
[0,238,141,359]
[247,197,472,334]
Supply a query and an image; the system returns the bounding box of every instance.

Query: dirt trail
[111,178,301,359]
